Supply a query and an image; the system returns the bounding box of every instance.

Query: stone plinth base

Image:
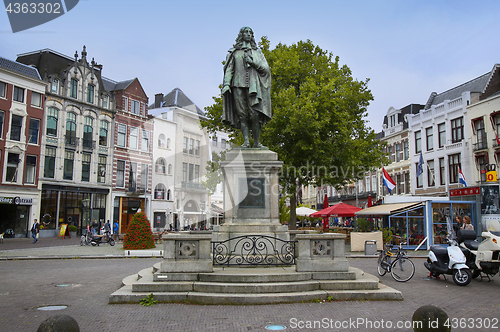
[295,233,349,272]
[160,233,212,273]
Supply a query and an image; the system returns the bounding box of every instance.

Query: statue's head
[234,26,257,49]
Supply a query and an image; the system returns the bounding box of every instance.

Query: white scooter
[424,236,472,286]
[457,220,500,281]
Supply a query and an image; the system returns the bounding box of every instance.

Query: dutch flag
[382,167,396,194]
[459,167,467,187]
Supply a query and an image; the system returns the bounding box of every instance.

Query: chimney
[155,93,164,109]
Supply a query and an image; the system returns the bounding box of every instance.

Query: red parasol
[310,202,362,218]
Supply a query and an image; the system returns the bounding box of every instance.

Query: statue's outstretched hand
[222,85,231,95]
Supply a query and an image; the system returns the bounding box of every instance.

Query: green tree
[202,38,386,229]
[123,212,156,250]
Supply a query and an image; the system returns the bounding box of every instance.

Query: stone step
[110,287,402,305]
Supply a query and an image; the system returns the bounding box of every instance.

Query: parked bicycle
[377,240,415,282]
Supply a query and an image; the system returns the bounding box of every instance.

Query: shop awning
[355,202,422,216]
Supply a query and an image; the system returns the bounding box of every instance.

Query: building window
[70,78,78,99]
[439,157,445,185]
[116,160,125,187]
[475,119,486,147]
[140,163,148,191]
[397,174,403,194]
[13,86,24,103]
[395,143,401,162]
[195,140,200,156]
[123,97,128,112]
[182,162,187,182]
[477,155,488,183]
[51,79,59,94]
[168,164,172,175]
[438,123,446,148]
[102,95,108,109]
[194,164,200,183]
[10,114,22,141]
[87,85,94,104]
[117,123,126,147]
[189,138,194,155]
[416,162,423,188]
[28,118,40,144]
[0,81,6,98]
[99,120,108,146]
[63,150,74,180]
[98,155,106,183]
[158,134,166,148]
[212,135,217,147]
[44,147,56,178]
[427,160,435,187]
[415,130,421,154]
[404,173,410,194]
[0,111,4,138]
[25,155,36,184]
[451,117,464,143]
[81,153,91,182]
[426,127,433,151]
[155,158,166,174]
[65,112,77,146]
[129,162,137,192]
[183,137,188,153]
[31,92,42,107]
[131,100,140,115]
[83,116,93,149]
[142,129,149,152]
[221,139,226,149]
[129,127,138,150]
[167,138,171,149]
[6,153,19,182]
[389,114,396,127]
[403,140,409,160]
[448,153,461,184]
[388,145,393,163]
[47,107,58,136]
[154,184,165,200]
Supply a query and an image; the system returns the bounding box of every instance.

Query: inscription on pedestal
[239,178,265,208]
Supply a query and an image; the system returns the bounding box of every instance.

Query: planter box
[39,229,57,238]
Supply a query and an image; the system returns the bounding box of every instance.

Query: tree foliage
[201,38,387,227]
[123,212,156,250]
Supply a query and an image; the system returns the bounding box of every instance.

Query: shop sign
[0,196,33,205]
[449,187,480,197]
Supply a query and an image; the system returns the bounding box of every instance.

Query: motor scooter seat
[464,240,479,251]
[430,245,448,256]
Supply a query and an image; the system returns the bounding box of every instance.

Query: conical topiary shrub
[123,212,156,250]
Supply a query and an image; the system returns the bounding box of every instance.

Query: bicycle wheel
[377,253,388,276]
[390,257,415,282]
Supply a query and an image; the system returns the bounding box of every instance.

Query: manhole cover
[37,305,67,311]
[265,325,286,330]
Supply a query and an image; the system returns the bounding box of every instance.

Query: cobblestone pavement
[0,239,498,332]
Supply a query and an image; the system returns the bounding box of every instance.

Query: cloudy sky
[2,0,499,131]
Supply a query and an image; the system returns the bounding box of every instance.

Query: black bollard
[412,305,451,332]
[37,314,80,332]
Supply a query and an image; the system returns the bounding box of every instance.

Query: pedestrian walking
[31,219,40,243]
[113,220,119,241]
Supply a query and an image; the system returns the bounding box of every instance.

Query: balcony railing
[472,138,488,152]
[65,135,79,147]
[181,182,205,190]
[82,139,95,150]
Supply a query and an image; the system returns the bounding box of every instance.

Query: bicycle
[377,241,415,282]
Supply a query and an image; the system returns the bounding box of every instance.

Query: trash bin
[364,240,377,256]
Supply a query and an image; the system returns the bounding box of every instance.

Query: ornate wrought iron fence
[212,235,296,266]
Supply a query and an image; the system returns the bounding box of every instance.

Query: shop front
[40,184,110,236]
[113,197,145,234]
[0,195,36,238]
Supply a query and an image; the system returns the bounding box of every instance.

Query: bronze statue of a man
[222,27,271,148]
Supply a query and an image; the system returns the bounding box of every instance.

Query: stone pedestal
[212,148,289,242]
[295,233,349,272]
[160,233,212,273]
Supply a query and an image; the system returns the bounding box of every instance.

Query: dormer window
[87,84,94,104]
[389,114,396,127]
[70,78,78,99]
[51,79,59,94]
